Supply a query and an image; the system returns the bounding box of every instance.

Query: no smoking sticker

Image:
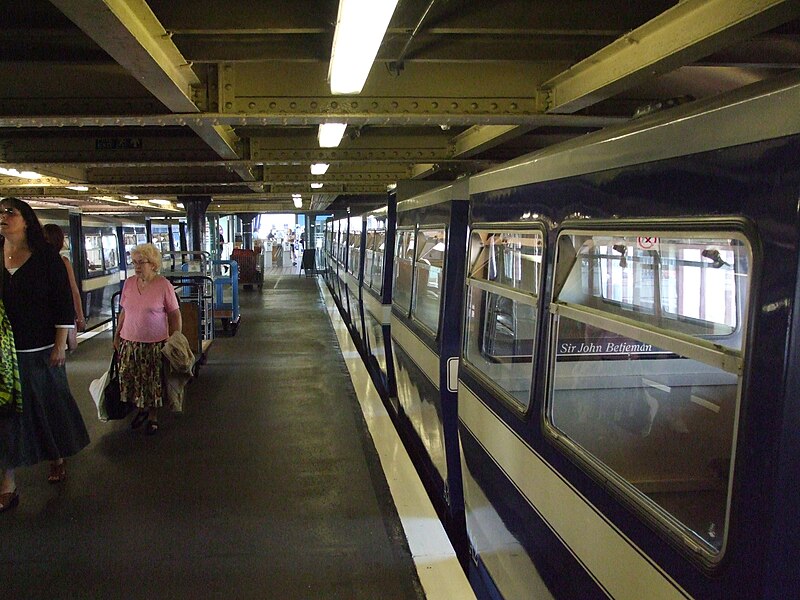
[637,236,659,250]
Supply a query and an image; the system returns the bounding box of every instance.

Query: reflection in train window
[84,232,104,274]
[372,232,385,293]
[463,229,544,410]
[412,228,446,334]
[547,229,752,562]
[347,218,361,275]
[556,233,748,348]
[392,228,415,314]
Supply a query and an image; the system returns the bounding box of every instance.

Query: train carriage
[359,203,397,403]
[389,178,470,551]
[458,72,800,599]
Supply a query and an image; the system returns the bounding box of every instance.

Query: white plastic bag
[89,368,111,422]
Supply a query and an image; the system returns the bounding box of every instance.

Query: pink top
[119,275,180,343]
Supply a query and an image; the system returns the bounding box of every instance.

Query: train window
[347,220,361,275]
[83,230,104,275]
[463,229,544,410]
[392,228,415,313]
[364,232,375,287]
[372,232,385,293]
[411,228,446,334]
[338,228,348,266]
[101,232,119,270]
[546,229,751,562]
[348,235,357,274]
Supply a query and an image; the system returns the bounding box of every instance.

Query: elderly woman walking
[114,243,181,435]
[0,198,89,512]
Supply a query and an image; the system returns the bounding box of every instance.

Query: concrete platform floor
[1,274,424,600]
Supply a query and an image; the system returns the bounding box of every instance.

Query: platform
[0,273,470,599]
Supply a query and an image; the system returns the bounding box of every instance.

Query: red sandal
[0,489,19,512]
[48,461,66,483]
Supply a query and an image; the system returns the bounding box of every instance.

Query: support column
[238,213,257,250]
[182,196,211,252]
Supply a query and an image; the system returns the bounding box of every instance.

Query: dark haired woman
[43,223,86,346]
[0,198,90,512]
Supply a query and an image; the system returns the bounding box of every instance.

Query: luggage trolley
[211,259,240,335]
[230,248,264,290]
[160,251,215,373]
[164,274,214,373]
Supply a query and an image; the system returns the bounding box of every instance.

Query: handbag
[90,352,132,421]
[0,299,23,418]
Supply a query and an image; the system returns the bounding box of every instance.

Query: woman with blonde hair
[114,243,181,434]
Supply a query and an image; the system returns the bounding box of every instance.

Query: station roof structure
[1,0,799,215]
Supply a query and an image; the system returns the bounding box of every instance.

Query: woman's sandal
[131,410,149,430]
[0,489,19,512]
[145,420,159,435]
[48,461,66,484]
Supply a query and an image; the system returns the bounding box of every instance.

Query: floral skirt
[118,339,166,409]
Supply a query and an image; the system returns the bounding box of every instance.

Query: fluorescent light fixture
[329,0,399,94]
[123,194,139,200]
[0,167,42,179]
[310,162,330,175]
[67,185,89,191]
[318,123,347,148]
[311,182,324,189]
[292,193,302,198]
[293,197,303,209]
[150,198,171,206]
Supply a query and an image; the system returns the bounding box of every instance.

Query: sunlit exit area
[216,212,331,272]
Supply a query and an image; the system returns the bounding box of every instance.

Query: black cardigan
[2,248,75,351]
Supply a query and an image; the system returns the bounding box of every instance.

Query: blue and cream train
[31,210,186,330]
[323,71,800,599]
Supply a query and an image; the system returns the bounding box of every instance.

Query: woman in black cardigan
[0,197,89,512]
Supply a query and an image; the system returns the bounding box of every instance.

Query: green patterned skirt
[118,339,166,409]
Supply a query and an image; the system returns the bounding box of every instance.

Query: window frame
[461,223,547,415]
[392,226,417,316]
[410,224,448,337]
[543,222,755,567]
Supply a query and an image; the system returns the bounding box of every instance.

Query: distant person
[299,230,306,250]
[0,197,90,512]
[287,229,297,265]
[114,243,182,435]
[43,224,86,347]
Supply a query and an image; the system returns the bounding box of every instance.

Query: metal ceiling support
[451,125,534,158]
[50,0,200,110]
[50,0,250,177]
[390,0,437,72]
[0,113,624,128]
[538,0,800,113]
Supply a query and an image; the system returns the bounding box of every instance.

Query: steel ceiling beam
[538,0,800,113]
[0,113,624,128]
[49,0,252,180]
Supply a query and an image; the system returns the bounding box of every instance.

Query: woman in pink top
[114,243,181,435]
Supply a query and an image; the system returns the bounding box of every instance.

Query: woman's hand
[76,317,86,332]
[50,344,66,367]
